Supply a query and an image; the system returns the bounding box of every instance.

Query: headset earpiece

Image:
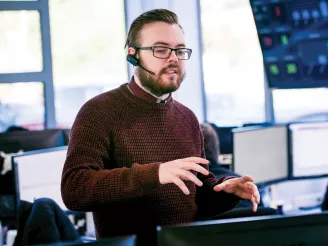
[126,53,155,75]
[127,54,139,66]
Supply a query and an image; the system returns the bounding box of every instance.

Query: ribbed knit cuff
[133,162,161,195]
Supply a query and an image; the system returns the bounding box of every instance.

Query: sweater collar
[127,76,172,104]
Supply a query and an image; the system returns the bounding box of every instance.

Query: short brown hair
[200,123,220,164]
[125,9,182,48]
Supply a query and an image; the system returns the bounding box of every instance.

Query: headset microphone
[127,55,155,75]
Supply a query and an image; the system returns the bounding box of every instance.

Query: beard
[136,63,186,97]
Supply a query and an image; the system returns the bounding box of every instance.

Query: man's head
[125,9,191,96]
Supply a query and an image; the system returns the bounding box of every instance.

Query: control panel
[250,0,328,88]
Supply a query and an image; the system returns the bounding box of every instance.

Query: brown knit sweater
[61,82,239,239]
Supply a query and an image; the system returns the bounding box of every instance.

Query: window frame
[0,0,56,129]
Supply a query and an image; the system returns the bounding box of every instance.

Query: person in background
[200,123,273,211]
[200,123,239,180]
[61,8,261,243]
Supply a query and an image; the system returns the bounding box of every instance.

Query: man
[61,9,260,241]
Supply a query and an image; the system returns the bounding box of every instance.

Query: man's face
[129,22,187,96]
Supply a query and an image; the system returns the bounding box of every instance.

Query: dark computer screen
[157,212,328,246]
[289,121,328,179]
[250,0,328,88]
[0,129,65,153]
[0,129,66,198]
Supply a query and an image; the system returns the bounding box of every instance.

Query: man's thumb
[213,184,224,192]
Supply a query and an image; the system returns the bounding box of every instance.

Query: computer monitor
[12,147,68,211]
[0,129,65,153]
[249,0,328,89]
[232,125,289,185]
[289,122,328,179]
[157,212,328,246]
[0,129,66,216]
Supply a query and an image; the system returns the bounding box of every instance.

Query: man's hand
[159,157,209,195]
[213,176,260,212]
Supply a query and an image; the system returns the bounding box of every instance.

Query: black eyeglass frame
[135,46,192,60]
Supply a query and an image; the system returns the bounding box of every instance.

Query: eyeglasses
[136,46,192,60]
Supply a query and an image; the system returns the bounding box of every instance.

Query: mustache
[160,64,181,74]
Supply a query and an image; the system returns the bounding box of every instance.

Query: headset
[126,54,155,75]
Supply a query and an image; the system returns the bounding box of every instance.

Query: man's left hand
[213,176,260,212]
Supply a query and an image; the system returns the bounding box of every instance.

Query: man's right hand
[158,157,209,195]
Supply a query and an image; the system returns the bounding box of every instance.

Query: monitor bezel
[288,121,328,180]
[11,146,68,217]
[231,124,290,187]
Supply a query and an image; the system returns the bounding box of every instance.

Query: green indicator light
[270,64,279,75]
[287,63,297,74]
[281,35,288,45]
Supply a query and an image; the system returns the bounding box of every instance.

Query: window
[0,82,44,132]
[49,0,127,128]
[273,88,328,123]
[0,0,38,2]
[200,0,265,126]
[0,11,42,73]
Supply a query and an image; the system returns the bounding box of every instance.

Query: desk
[284,208,322,216]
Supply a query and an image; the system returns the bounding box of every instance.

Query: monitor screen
[0,129,65,153]
[249,0,328,89]
[232,125,289,184]
[290,122,328,178]
[12,147,68,210]
[157,212,328,246]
